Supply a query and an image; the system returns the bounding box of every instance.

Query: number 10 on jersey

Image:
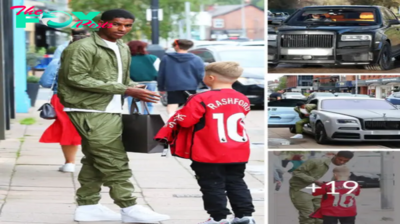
[213,113,248,143]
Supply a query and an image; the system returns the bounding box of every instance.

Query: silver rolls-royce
[303,97,400,144]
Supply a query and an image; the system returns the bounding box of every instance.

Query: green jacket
[289,157,332,191]
[294,104,317,119]
[57,32,137,110]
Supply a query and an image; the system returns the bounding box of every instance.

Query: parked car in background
[271,12,290,23]
[219,37,250,42]
[165,40,237,53]
[334,92,353,97]
[348,153,382,188]
[386,92,400,106]
[303,97,400,144]
[189,46,265,107]
[268,99,307,133]
[237,41,265,46]
[268,5,400,70]
[282,92,306,99]
[352,94,371,98]
[306,92,334,103]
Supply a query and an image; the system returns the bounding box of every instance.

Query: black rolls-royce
[268,5,400,70]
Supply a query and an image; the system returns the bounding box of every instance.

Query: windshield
[321,99,397,110]
[218,49,264,68]
[286,92,302,95]
[286,8,378,26]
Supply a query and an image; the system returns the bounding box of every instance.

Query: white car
[282,92,306,99]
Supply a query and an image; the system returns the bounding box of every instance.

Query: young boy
[157,39,205,118]
[160,62,255,224]
[311,166,360,224]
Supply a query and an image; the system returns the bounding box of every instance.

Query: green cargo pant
[290,189,322,224]
[68,112,136,208]
[295,118,310,134]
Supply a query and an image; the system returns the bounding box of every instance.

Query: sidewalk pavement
[0,99,264,224]
[272,187,394,223]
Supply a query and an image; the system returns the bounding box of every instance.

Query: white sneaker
[199,218,230,224]
[74,204,121,222]
[290,134,303,139]
[58,163,75,173]
[231,216,256,224]
[122,205,170,223]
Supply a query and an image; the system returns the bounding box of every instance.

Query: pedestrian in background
[157,39,205,118]
[57,9,169,223]
[126,40,160,114]
[38,35,89,173]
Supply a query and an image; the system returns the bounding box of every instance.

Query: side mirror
[389,19,400,26]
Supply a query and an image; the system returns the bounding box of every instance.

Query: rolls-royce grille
[364,121,400,130]
[281,34,334,48]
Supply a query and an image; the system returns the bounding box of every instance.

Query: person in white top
[291,102,317,139]
[288,151,354,224]
[56,9,169,223]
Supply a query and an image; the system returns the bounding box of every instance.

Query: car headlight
[238,77,264,85]
[268,34,277,41]
[341,34,372,41]
[337,119,357,124]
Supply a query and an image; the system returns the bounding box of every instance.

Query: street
[268,60,400,74]
[268,127,393,149]
[0,89,264,223]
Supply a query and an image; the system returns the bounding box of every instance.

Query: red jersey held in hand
[169,89,251,164]
[311,181,360,218]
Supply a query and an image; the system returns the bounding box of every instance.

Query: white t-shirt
[300,108,309,115]
[301,162,337,194]
[64,39,124,113]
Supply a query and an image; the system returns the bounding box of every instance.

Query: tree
[349,0,400,8]
[268,0,298,10]
[274,76,287,91]
[69,0,204,42]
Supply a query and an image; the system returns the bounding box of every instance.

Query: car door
[381,8,400,53]
[268,99,306,126]
[189,49,216,63]
[308,99,319,131]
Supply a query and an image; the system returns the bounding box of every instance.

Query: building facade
[311,75,400,98]
[286,75,313,93]
[208,4,264,40]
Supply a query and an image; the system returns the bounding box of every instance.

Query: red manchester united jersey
[312,181,360,217]
[173,89,251,164]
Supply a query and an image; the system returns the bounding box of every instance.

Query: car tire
[364,42,393,71]
[289,126,296,134]
[268,63,278,68]
[315,122,329,144]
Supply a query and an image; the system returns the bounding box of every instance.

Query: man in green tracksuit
[289,151,354,224]
[57,9,169,223]
[291,102,317,139]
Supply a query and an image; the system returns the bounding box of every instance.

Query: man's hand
[125,87,160,103]
[159,91,166,94]
[136,84,146,89]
